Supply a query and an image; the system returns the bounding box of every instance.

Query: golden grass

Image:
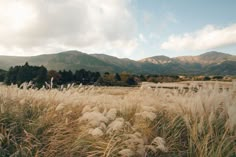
[0,82,235,156]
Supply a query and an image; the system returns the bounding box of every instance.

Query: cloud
[161,24,236,51]
[0,0,138,57]
[139,34,147,43]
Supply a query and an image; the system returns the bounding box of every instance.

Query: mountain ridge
[140,51,236,65]
[0,50,235,75]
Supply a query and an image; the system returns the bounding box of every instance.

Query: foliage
[96,72,137,86]
[3,63,234,88]
[74,69,100,85]
[0,69,6,82]
[4,63,101,87]
[4,63,47,87]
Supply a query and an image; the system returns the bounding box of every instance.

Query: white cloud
[139,33,147,43]
[161,24,236,51]
[0,0,138,56]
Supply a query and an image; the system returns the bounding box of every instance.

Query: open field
[0,81,236,157]
[141,81,234,89]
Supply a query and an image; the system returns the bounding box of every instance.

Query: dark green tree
[5,63,48,87]
[5,66,20,85]
[59,70,74,84]
[126,76,137,85]
[35,66,48,87]
[0,69,6,82]
[114,73,121,81]
[16,62,32,84]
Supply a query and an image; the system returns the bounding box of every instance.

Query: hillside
[0,51,235,75]
[139,55,173,64]
[91,54,142,73]
[0,51,117,73]
[174,51,236,65]
[140,51,236,65]
[0,56,29,70]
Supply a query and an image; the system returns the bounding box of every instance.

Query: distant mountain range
[0,51,235,75]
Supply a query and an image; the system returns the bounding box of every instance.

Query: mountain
[140,51,236,65]
[140,51,236,75]
[91,54,143,73]
[205,61,236,75]
[139,55,173,64]
[175,51,236,65]
[0,56,29,70]
[0,51,116,73]
[0,50,235,75]
[37,51,115,72]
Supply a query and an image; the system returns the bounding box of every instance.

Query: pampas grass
[0,81,235,156]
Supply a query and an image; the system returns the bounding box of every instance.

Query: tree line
[4,62,227,88]
[2,63,138,87]
[1,63,230,88]
[4,62,47,87]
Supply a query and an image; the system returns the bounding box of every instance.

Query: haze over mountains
[0,51,235,75]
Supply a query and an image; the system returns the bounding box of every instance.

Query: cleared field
[0,82,236,156]
[141,81,235,89]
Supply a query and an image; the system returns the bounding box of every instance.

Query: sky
[0,0,235,60]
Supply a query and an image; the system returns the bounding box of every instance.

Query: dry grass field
[0,81,236,156]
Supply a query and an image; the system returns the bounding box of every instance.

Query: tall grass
[0,82,235,156]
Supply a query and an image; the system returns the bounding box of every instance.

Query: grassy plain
[0,81,235,156]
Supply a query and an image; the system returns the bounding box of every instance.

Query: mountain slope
[0,51,118,73]
[0,51,235,75]
[0,56,29,70]
[205,61,236,75]
[43,51,115,72]
[139,55,173,64]
[175,51,236,65]
[91,54,142,72]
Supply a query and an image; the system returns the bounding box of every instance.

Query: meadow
[0,81,235,157]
